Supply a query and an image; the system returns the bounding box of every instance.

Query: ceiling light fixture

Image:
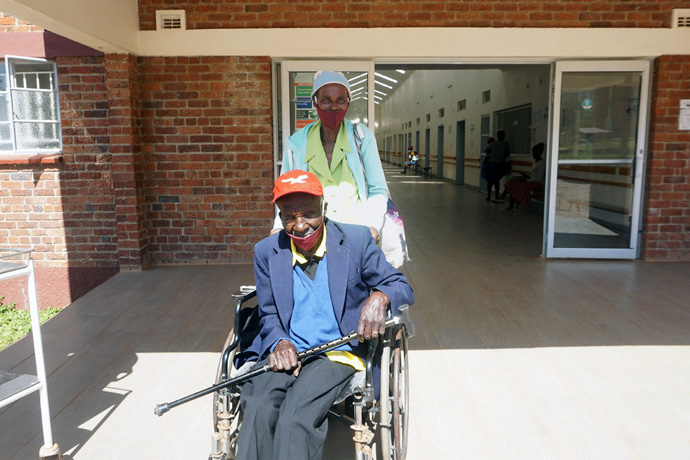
[347,73,367,83]
[375,72,398,83]
[374,89,388,96]
[375,80,393,89]
[395,69,406,74]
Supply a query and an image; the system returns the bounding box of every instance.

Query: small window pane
[14,63,54,73]
[0,124,11,150]
[0,93,9,122]
[38,73,52,90]
[24,74,38,89]
[11,90,58,121]
[0,74,6,92]
[15,122,59,150]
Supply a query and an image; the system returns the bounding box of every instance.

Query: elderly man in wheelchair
[156,169,414,460]
[239,169,415,460]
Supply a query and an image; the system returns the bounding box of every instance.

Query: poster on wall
[295,83,314,129]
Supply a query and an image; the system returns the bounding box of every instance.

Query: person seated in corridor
[500,142,546,211]
[401,146,419,174]
[237,169,415,460]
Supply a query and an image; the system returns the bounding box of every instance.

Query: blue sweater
[289,255,349,353]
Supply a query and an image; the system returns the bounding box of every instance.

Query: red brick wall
[643,55,690,261]
[0,55,120,308]
[105,53,149,270]
[57,56,119,269]
[138,56,274,264]
[138,0,681,30]
[0,12,43,32]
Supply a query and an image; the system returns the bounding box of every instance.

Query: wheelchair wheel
[379,325,409,460]
[212,329,242,459]
[213,328,235,427]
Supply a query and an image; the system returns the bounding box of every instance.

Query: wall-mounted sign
[295,83,312,98]
[680,100,690,130]
[295,97,312,109]
[582,98,593,110]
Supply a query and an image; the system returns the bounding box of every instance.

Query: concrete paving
[2,164,690,459]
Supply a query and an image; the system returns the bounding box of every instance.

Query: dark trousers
[236,355,356,460]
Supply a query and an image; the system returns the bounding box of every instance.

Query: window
[482,90,491,103]
[480,114,490,151]
[1,56,61,153]
[457,99,466,111]
[438,108,445,118]
[425,113,431,122]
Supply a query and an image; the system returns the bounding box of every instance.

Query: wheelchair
[209,286,413,460]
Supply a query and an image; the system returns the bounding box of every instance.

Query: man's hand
[268,340,302,376]
[357,291,390,342]
[368,226,380,243]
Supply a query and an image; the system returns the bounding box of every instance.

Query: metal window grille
[0,57,61,154]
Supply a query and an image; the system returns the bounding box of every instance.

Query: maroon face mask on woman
[317,107,348,131]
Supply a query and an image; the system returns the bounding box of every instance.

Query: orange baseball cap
[272,170,324,203]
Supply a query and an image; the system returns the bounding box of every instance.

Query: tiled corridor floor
[2,164,690,459]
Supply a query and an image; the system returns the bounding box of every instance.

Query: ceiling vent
[673,9,690,28]
[156,10,186,31]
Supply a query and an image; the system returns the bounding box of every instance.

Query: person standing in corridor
[483,130,511,202]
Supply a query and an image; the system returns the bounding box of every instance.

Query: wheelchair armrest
[220,287,259,380]
[232,286,256,301]
[397,304,415,339]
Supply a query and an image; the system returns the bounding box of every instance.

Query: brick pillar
[105,53,148,270]
[643,55,690,261]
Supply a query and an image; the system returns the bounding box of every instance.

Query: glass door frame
[278,60,375,179]
[545,60,652,259]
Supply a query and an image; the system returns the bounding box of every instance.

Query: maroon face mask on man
[287,218,324,251]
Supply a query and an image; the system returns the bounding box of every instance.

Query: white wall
[377,66,551,186]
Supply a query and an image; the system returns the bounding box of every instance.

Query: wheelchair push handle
[154,304,413,417]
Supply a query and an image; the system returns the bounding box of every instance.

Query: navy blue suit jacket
[251,219,414,360]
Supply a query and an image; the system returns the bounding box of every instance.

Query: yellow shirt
[305,121,363,226]
[289,225,365,372]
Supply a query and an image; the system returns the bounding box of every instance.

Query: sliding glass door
[546,61,651,259]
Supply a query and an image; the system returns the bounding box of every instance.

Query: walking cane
[154,305,413,417]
